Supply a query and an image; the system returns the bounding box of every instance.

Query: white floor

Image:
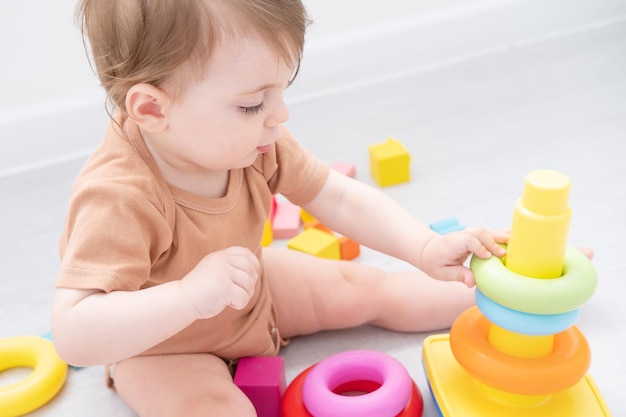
[2,6,626,417]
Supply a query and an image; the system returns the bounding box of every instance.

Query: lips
[257,145,271,154]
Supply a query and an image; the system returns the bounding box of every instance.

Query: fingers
[431,265,476,287]
[182,246,261,318]
[459,270,476,288]
[224,246,261,277]
[223,267,256,310]
[490,229,510,244]
[227,282,254,310]
[222,247,260,310]
[464,227,507,259]
[421,228,508,286]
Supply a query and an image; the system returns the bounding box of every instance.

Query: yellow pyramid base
[422,334,612,417]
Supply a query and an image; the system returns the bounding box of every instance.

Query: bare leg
[113,353,255,417]
[263,248,474,338]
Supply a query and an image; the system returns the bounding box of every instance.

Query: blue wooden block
[429,217,465,235]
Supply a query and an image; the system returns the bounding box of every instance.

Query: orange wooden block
[339,236,360,260]
[303,219,333,235]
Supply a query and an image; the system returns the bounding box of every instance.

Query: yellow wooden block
[261,219,273,247]
[368,138,411,187]
[300,209,315,223]
[287,228,340,260]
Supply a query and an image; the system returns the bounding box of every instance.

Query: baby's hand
[180,246,260,319]
[421,228,508,287]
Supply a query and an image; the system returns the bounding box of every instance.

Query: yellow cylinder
[487,324,553,359]
[488,170,572,359]
[505,169,572,278]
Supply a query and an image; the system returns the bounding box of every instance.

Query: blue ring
[475,289,581,336]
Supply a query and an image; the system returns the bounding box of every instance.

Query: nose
[264,98,290,128]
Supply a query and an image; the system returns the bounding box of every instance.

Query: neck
[141,132,230,199]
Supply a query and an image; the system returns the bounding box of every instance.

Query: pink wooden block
[234,356,286,417]
[272,200,301,239]
[331,161,356,178]
[269,195,277,222]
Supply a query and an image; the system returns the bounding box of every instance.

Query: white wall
[0,0,99,114]
[304,0,479,41]
[0,0,478,116]
[1,0,625,176]
[5,0,479,176]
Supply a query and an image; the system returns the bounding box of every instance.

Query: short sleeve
[57,181,172,293]
[265,126,329,205]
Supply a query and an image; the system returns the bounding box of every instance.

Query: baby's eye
[238,103,265,116]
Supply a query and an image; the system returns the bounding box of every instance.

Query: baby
[51,1,506,416]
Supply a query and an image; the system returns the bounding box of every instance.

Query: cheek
[213,130,255,159]
[179,109,260,153]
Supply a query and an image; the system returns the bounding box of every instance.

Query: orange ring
[450,307,590,395]
[281,364,423,417]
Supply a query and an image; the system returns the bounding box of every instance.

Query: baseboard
[1,0,624,177]
[0,98,108,177]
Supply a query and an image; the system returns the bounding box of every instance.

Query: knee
[218,387,257,417]
[183,389,257,417]
[113,356,257,417]
[143,388,256,417]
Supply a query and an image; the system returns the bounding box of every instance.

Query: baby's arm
[52,246,259,367]
[302,170,506,285]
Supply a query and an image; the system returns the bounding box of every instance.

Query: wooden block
[369,138,411,187]
[287,228,341,260]
[331,161,356,178]
[300,208,315,223]
[234,356,286,417]
[272,200,301,239]
[339,236,360,260]
[261,219,273,247]
[429,217,465,235]
[269,196,277,221]
[303,219,334,235]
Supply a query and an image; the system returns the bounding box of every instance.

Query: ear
[125,84,171,133]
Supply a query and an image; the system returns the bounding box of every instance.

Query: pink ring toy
[302,350,413,417]
[280,365,423,417]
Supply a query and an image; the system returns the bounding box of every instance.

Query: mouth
[256,145,271,154]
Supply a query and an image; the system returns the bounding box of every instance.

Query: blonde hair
[76,0,309,116]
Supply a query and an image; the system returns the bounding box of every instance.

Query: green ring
[471,245,597,314]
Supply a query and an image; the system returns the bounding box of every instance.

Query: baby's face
[150,35,295,175]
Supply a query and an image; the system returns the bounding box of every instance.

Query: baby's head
[77,0,308,117]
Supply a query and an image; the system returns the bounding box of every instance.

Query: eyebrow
[237,82,284,96]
